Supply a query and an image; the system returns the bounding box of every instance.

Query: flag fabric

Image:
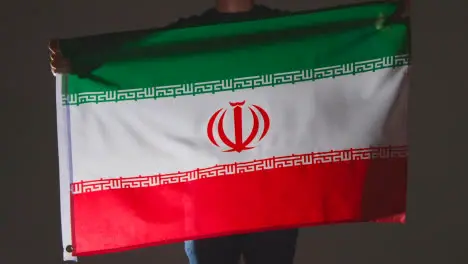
[55,2,409,260]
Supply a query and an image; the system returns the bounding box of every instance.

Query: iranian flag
[54,2,409,261]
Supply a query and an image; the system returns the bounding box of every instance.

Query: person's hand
[49,39,71,75]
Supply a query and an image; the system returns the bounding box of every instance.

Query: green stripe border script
[63,54,409,106]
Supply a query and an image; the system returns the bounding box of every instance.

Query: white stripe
[69,67,408,182]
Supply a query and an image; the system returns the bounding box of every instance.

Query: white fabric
[68,67,408,182]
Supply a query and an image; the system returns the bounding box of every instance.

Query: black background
[2,0,467,263]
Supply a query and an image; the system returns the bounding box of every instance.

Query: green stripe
[63,55,409,105]
[60,2,409,105]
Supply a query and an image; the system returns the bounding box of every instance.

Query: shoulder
[167,5,291,29]
[165,8,219,29]
[252,5,291,17]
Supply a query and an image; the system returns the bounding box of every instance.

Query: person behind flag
[50,1,299,264]
[49,1,410,263]
[174,3,299,264]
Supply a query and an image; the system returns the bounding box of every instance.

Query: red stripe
[71,157,406,256]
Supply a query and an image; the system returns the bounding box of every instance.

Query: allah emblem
[207,101,270,153]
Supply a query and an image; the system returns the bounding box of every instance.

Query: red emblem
[207,101,270,153]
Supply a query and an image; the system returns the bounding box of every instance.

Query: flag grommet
[65,245,74,253]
